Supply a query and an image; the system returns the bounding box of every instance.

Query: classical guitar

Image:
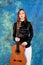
[10,23,26,65]
[10,41,26,65]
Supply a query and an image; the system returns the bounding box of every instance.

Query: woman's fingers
[15,37,20,42]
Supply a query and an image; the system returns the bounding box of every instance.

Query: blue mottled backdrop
[0,0,43,65]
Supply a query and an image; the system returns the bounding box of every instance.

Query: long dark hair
[17,9,27,29]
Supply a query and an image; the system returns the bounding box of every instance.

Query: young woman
[13,9,33,65]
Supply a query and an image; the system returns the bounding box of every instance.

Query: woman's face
[19,10,25,21]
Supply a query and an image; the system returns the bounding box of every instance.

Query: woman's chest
[19,24,30,35]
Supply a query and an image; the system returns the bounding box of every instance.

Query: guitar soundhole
[14,59,22,62]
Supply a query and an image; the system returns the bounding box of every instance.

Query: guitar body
[10,44,26,65]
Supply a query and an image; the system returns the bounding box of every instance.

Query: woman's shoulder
[27,21,32,25]
[13,22,17,26]
[13,22,17,28]
[14,22,17,25]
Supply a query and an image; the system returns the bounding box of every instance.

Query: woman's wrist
[22,41,28,46]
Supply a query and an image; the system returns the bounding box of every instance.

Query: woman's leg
[25,46,32,65]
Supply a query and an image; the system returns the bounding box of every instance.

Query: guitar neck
[16,42,20,53]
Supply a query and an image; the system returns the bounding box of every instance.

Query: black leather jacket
[13,21,33,48]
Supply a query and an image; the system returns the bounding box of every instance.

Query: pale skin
[15,10,28,46]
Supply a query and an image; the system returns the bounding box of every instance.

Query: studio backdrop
[0,0,43,65]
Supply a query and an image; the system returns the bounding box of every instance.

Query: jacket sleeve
[27,22,33,43]
[13,23,16,41]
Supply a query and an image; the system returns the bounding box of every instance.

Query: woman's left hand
[22,42,28,46]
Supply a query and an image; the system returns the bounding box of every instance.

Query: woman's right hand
[15,37,20,42]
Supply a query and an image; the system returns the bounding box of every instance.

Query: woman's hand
[15,37,20,42]
[22,42,28,46]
